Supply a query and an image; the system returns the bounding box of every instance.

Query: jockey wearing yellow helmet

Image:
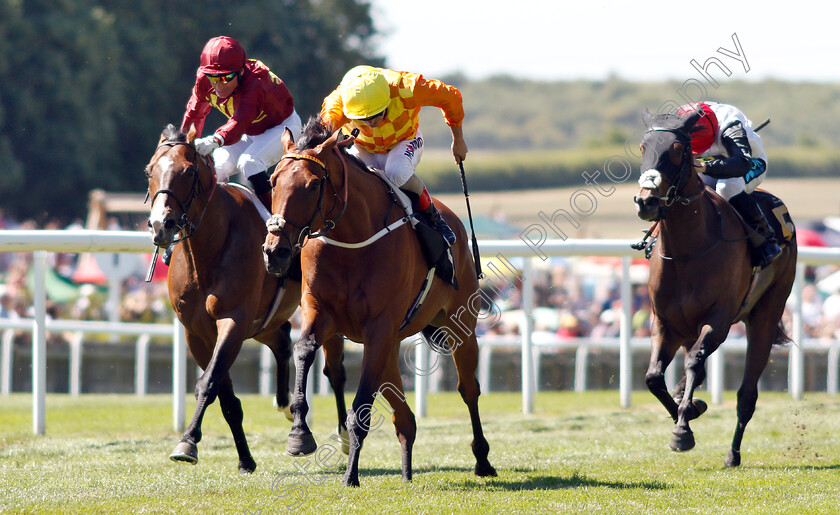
[321,66,466,246]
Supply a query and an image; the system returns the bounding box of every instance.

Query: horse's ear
[681,107,703,131]
[186,124,197,143]
[282,127,296,152]
[642,107,654,128]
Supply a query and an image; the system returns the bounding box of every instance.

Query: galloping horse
[146,124,347,473]
[262,118,497,486]
[634,109,797,466]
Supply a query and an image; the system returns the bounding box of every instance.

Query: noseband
[266,146,349,251]
[148,140,217,243]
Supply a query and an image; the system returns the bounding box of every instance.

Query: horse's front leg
[171,319,248,467]
[286,327,323,457]
[343,329,395,487]
[644,318,682,422]
[671,322,726,452]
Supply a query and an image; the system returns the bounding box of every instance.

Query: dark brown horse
[146,124,347,473]
[633,109,797,466]
[262,118,496,486]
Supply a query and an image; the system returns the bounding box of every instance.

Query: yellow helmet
[340,65,391,119]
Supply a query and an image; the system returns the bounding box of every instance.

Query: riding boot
[248,171,273,212]
[162,243,175,266]
[257,192,273,212]
[422,202,456,247]
[729,192,783,269]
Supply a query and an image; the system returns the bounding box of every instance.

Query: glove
[195,134,221,156]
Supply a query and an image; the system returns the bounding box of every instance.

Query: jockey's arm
[699,121,754,179]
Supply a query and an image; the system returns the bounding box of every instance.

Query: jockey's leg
[728,192,782,269]
[239,113,303,213]
[384,131,456,246]
[400,175,456,246]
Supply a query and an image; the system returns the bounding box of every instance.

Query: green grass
[2,391,839,513]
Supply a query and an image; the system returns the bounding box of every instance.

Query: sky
[368,0,839,83]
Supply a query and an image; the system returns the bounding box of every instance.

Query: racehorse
[146,124,347,473]
[262,118,497,486]
[633,108,797,467]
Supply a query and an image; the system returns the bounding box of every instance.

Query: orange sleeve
[320,87,349,131]
[408,73,464,128]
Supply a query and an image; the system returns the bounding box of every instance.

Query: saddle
[750,190,796,245]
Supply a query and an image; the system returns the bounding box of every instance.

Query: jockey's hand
[451,126,467,164]
[195,135,221,156]
[693,160,707,175]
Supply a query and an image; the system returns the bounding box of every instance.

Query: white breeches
[212,110,302,181]
[346,129,424,187]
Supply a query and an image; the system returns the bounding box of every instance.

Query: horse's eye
[307,179,321,192]
[144,168,151,178]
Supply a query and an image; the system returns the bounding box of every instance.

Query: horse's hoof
[273,397,294,422]
[239,457,257,474]
[342,472,360,487]
[338,426,350,455]
[669,427,695,452]
[475,461,498,477]
[170,441,198,464]
[686,399,708,421]
[286,432,317,457]
[725,449,741,467]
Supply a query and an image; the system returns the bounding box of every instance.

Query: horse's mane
[163,123,187,143]
[296,116,369,172]
[296,117,334,150]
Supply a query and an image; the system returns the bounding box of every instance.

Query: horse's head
[262,118,353,277]
[634,108,703,221]
[145,124,216,249]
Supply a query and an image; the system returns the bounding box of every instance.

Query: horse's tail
[773,320,793,347]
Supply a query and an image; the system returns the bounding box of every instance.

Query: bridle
[147,140,217,244]
[266,146,349,251]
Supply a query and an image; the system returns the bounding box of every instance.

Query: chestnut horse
[262,118,496,486]
[634,109,797,466]
[146,124,347,473]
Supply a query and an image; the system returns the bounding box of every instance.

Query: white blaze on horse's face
[148,155,174,235]
[638,169,663,191]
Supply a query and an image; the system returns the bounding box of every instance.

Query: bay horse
[633,108,797,467]
[262,118,497,487]
[146,124,347,473]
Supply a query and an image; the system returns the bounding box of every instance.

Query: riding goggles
[206,71,238,84]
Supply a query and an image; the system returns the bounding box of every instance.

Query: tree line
[3,1,839,224]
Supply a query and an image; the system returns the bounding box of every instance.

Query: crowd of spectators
[2,212,840,351]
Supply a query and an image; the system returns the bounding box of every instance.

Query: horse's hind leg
[446,328,497,477]
[726,304,784,467]
[322,334,349,454]
[217,373,257,473]
[265,321,294,421]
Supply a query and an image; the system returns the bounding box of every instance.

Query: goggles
[206,71,238,84]
[360,109,387,124]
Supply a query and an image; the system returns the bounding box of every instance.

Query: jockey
[678,102,782,269]
[181,36,302,212]
[320,65,465,246]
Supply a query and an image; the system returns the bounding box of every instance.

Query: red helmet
[677,102,719,155]
[198,36,246,75]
